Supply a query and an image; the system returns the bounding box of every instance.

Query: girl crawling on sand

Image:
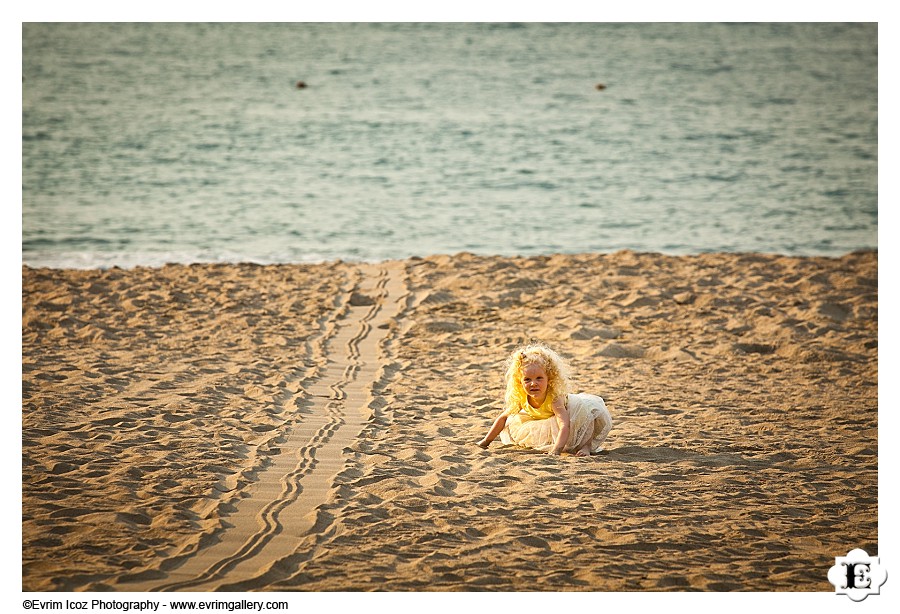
[477,343,612,456]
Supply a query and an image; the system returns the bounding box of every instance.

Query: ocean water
[22,22,878,269]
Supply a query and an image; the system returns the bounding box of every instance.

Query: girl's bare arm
[478,413,508,448]
[549,398,570,455]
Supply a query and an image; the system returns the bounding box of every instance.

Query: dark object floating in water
[595,83,607,91]
[295,81,308,89]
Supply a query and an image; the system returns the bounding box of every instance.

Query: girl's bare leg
[574,441,592,456]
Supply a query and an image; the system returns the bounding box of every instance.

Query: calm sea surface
[22,22,877,268]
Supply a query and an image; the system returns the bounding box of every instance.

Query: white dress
[499,393,612,453]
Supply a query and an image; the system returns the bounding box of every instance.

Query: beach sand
[22,250,877,592]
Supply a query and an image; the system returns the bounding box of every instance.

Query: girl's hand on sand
[476,439,489,449]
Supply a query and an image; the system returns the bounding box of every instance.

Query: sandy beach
[22,250,877,592]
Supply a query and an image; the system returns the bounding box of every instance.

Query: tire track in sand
[114,262,406,591]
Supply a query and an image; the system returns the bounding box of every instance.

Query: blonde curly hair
[503,342,572,416]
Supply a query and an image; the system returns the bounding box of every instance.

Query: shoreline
[22,250,877,591]
[20,246,879,273]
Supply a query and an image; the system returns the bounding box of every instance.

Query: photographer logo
[827,548,887,601]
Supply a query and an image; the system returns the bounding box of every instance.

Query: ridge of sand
[104,263,407,591]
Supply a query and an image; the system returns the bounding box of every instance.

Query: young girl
[477,343,612,456]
